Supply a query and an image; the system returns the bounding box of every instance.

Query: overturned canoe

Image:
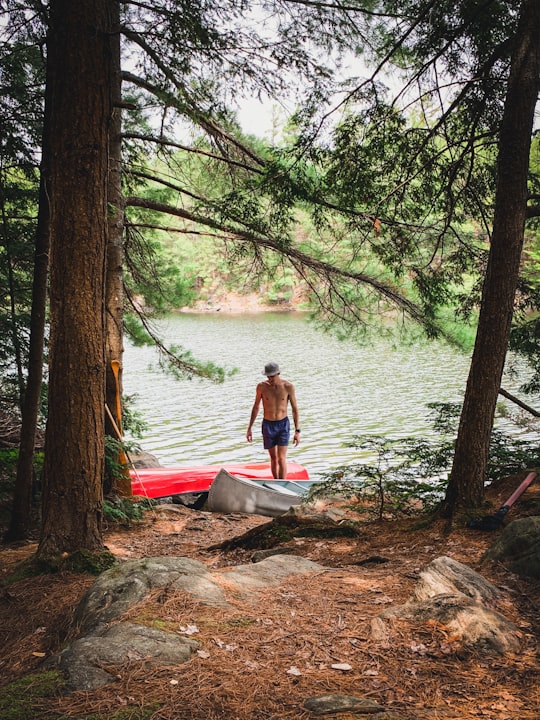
[207,468,308,517]
[130,461,310,500]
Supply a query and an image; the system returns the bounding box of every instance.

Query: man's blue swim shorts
[262,417,290,449]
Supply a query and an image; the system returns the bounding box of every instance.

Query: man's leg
[276,445,288,479]
[267,446,279,479]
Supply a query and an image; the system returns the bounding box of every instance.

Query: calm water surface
[122,313,528,480]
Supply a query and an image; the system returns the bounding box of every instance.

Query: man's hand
[246,428,252,443]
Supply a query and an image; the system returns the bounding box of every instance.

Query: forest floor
[1,474,540,720]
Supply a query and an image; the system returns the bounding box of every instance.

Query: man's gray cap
[263,362,280,376]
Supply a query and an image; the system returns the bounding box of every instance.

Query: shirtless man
[246,362,300,479]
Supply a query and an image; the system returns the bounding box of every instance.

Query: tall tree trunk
[38,0,113,556]
[7,26,54,542]
[6,173,50,541]
[443,0,540,516]
[104,0,131,497]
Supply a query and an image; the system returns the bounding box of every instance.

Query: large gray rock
[411,555,502,604]
[484,516,540,579]
[219,554,325,592]
[371,556,522,655]
[75,557,229,632]
[56,622,198,691]
[58,554,327,691]
[76,554,327,632]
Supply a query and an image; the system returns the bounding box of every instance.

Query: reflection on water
[122,313,528,480]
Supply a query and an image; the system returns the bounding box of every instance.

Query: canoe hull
[130,461,309,499]
[207,468,304,517]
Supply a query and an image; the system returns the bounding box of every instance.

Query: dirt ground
[1,475,539,720]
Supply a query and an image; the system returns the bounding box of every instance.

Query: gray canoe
[207,468,307,517]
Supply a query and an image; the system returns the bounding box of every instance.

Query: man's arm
[289,384,300,445]
[246,385,262,442]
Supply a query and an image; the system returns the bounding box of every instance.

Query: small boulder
[371,556,522,655]
[376,593,521,655]
[129,451,161,468]
[55,622,198,691]
[484,516,540,579]
[304,694,385,715]
[411,555,502,604]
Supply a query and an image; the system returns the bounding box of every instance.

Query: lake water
[122,312,533,481]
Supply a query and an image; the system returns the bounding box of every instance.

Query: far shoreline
[180,290,307,314]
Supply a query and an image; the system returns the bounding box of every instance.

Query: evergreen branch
[123,284,220,380]
[130,163,389,231]
[498,387,540,417]
[390,2,511,119]
[122,66,262,164]
[128,168,208,204]
[124,194,440,334]
[121,83,435,238]
[122,132,263,174]
[278,0,389,16]
[313,0,440,130]
[125,221,221,238]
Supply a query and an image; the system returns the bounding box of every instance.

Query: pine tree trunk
[443,0,540,516]
[38,0,114,556]
[6,174,50,541]
[104,1,131,497]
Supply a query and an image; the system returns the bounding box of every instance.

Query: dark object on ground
[467,471,536,531]
[208,507,362,551]
[354,555,390,566]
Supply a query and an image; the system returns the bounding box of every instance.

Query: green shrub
[308,401,540,520]
[103,496,154,526]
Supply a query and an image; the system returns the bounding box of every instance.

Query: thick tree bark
[104,1,131,497]
[443,0,540,516]
[38,0,113,556]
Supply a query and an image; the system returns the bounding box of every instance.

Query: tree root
[208,511,362,551]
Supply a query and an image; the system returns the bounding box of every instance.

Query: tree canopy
[0,0,539,551]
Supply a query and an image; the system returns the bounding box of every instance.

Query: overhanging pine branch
[124,284,222,381]
[124,194,439,333]
[498,387,540,417]
[122,132,263,174]
[121,81,444,237]
[121,65,264,167]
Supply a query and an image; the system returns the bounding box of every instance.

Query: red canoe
[129,461,309,500]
